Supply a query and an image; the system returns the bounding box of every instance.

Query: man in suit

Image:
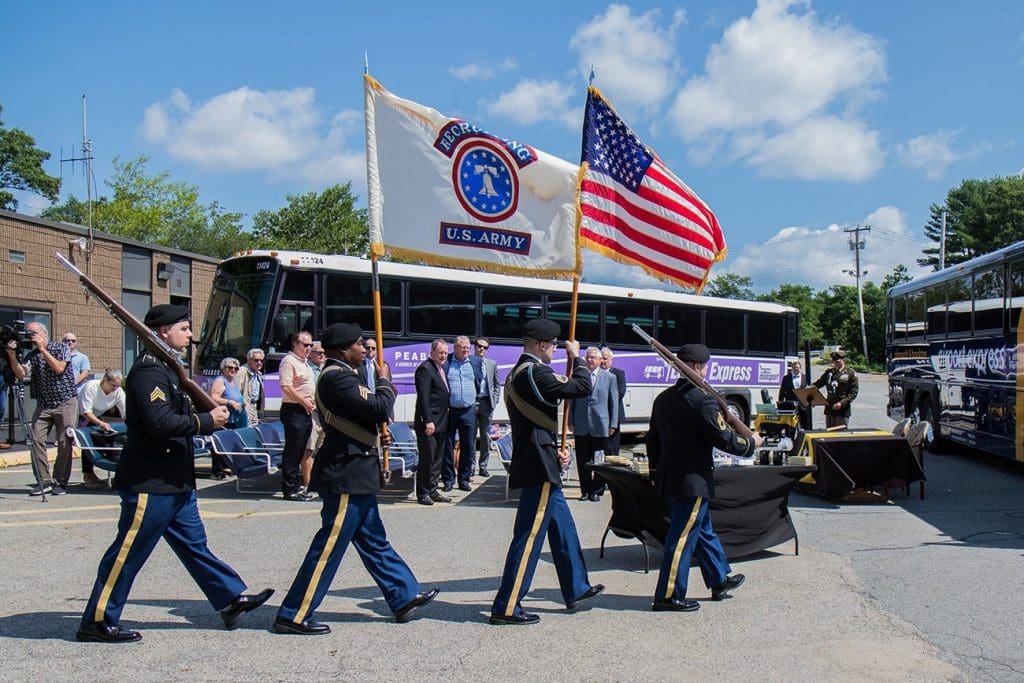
[490,319,603,625]
[414,339,451,506]
[647,343,763,613]
[474,336,501,477]
[570,346,618,502]
[778,360,810,428]
[600,347,627,455]
[442,335,483,492]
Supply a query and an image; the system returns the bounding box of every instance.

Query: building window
[8,250,26,265]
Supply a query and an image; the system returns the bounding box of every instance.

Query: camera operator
[6,322,79,495]
[0,344,10,450]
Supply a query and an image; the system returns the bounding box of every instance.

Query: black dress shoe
[489,611,540,625]
[272,616,331,635]
[221,588,275,629]
[441,483,454,492]
[578,493,590,501]
[712,573,745,601]
[76,621,142,643]
[566,583,605,611]
[588,492,601,502]
[457,482,472,491]
[395,587,439,623]
[652,597,700,612]
[284,491,315,502]
[417,496,434,505]
[429,491,452,503]
[478,470,490,478]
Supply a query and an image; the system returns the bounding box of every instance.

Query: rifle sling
[504,362,558,432]
[316,365,379,448]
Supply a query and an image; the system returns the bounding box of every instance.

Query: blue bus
[887,241,1024,461]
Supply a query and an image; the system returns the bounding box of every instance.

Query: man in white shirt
[64,333,92,396]
[78,369,126,489]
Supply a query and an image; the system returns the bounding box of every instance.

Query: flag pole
[364,57,391,481]
[559,276,580,454]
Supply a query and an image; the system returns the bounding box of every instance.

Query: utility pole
[843,225,870,362]
[939,209,947,270]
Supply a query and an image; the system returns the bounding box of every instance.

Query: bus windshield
[197,268,276,368]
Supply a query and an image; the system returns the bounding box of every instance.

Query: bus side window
[1009,260,1024,330]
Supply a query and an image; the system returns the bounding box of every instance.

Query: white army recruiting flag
[364,75,581,278]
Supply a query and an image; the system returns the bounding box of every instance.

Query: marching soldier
[273,323,438,635]
[490,319,604,625]
[77,304,273,643]
[646,344,762,612]
[813,350,859,428]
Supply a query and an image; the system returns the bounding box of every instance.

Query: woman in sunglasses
[209,356,248,477]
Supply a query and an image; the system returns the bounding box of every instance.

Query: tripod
[4,380,30,447]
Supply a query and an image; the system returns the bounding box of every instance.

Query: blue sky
[4,0,1023,293]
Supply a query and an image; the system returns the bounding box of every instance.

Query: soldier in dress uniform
[77,304,273,643]
[273,323,438,635]
[646,343,763,612]
[490,319,604,625]
[813,350,859,428]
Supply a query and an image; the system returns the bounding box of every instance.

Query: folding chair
[384,422,418,480]
[254,422,285,452]
[209,429,280,493]
[69,427,121,488]
[494,435,518,500]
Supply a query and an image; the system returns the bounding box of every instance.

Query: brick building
[0,209,219,376]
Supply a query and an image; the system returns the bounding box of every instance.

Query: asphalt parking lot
[1,374,1021,681]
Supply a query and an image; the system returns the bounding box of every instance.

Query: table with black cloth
[590,463,814,572]
[798,430,925,500]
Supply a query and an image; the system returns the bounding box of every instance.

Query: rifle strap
[315,365,379,448]
[504,362,558,432]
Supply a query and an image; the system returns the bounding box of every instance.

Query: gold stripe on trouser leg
[663,497,703,600]
[94,493,149,623]
[1016,309,1024,462]
[504,482,551,617]
[294,493,349,624]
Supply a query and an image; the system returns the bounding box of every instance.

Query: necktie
[365,360,376,392]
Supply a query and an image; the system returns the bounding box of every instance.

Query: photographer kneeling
[6,322,79,495]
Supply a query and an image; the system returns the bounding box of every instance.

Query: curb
[0,446,65,469]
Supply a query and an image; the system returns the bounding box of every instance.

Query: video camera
[0,320,36,357]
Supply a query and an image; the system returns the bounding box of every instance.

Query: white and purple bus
[195,250,799,433]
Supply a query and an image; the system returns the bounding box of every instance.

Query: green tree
[0,104,61,210]
[881,263,913,291]
[252,183,368,254]
[759,283,823,348]
[41,156,250,258]
[919,175,1024,269]
[703,273,754,300]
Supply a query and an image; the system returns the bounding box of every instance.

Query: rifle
[631,324,755,438]
[55,252,218,412]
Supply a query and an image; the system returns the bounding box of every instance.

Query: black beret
[830,350,847,360]
[144,304,190,328]
[523,318,560,342]
[321,323,362,350]
[677,343,711,363]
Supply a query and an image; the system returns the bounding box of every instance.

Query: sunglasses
[225,366,239,371]
[251,358,264,363]
[475,343,489,350]
[300,343,313,348]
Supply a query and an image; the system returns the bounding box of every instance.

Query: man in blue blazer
[570,346,618,502]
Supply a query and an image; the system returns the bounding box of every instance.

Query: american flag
[578,87,727,291]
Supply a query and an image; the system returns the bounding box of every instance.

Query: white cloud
[719,205,930,292]
[670,0,886,182]
[141,86,364,188]
[486,79,580,128]
[569,4,684,110]
[748,117,883,181]
[896,130,959,180]
[449,57,517,82]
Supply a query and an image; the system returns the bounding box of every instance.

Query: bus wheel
[917,397,946,453]
[726,399,748,426]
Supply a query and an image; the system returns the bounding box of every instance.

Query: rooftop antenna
[59,95,97,271]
